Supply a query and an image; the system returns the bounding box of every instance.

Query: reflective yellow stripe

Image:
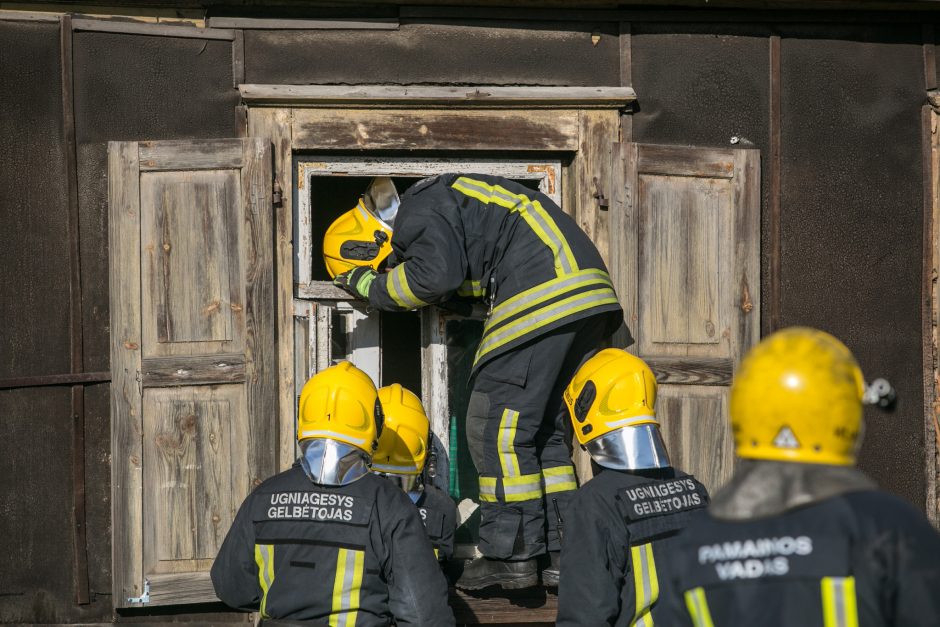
[502,473,543,502]
[386,263,427,310]
[484,268,613,331]
[822,576,858,627]
[631,543,659,627]
[330,548,364,627]
[684,587,715,627]
[452,177,578,276]
[542,466,578,494]
[254,544,274,619]
[457,279,484,298]
[478,474,542,502]
[476,288,620,364]
[498,409,521,477]
[479,476,498,502]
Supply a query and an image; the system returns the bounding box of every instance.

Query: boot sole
[456,572,539,591]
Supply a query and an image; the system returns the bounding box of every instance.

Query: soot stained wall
[0,20,98,624]
[244,20,619,85]
[631,22,927,509]
[777,24,925,507]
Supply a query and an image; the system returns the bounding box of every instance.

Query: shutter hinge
[273,180,283,208]
[592,177,609,211]
[127,579,150,605]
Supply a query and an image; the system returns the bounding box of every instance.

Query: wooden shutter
[109,138,276,606]
[609,143,760,491]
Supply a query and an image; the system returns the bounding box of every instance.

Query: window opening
[293,157,562,555]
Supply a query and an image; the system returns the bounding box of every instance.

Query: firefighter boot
[540,551,561,587]
[456,557,538,590]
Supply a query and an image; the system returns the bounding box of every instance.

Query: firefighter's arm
[886,508,940,625]
[367,209,468,311]
[385,491,456,626]
[556,494,624,626]
[210,494,261,611]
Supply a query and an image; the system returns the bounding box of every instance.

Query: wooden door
[109,138,276,606]
[609,143,760,491]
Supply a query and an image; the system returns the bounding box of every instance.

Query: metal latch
[592,177,609,211]
[127,579,151,605]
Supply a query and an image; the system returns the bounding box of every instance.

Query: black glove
[334,266,377,300]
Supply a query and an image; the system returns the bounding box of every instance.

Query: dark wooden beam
[61,13,90,606]
[768,34,782,335]
[0,371,111,390]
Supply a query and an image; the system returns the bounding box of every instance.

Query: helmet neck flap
[300,438,371,486]
[586,423,672,471]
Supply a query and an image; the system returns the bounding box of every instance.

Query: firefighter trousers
[466,315,611,560]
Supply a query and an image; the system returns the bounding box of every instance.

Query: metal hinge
[273,180,283,207]
[592,177,609,211]
[127,579,150,605]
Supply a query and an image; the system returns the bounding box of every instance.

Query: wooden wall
[0,6,936,624]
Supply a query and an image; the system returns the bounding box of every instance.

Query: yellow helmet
[564,348,659,447]
[297,361,381,454]
[322,200,393,279]
[731,327,866,466]
[372,384,429,475]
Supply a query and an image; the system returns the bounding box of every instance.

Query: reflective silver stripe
[501,474,543,502]
[485,268,613,331]
[542,466,577,493]
[684,587,715,627]
[631,543,659,627]
[606,414,656,429]
[498,409,521,477]
[479,477,497,502]
[476,288,620,363]
[452,177,576,275]
[822,576,858,627]
[387,264,426,310]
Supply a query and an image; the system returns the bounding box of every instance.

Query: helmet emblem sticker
[772,426,801,449]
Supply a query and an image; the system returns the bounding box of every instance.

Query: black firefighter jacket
[556,468,710,627]
[417,485,458,561]
[366,174,624,375]
[210,464,455,626]
[659,488,940,626]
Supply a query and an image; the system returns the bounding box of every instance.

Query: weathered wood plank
[450,587,557,624]
[647,357,733,386]
[241,84,636,108]
[140,169,241,358]
[573,110,619,265]
[248,108,295,472]
[109,141,144,606]
[732,148,761,367]
[146,571,219,606]
[609,142,639,352]
[241,138,277,488]
[768,35,782,335]
[71,18,233,40]
[922,107,939,526]
[296,281,356,300]
[657,385,735,493]
[139,139,244,171]
[291,108,581,152]
[636,144,736,179]
[142,354,246,387]
[210,16,398,29]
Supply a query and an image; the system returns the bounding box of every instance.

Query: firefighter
[660,327,940,627]
[554,348,710,626]
[327,175,625,589]
[210,362,454,626]
[373,383,458,563]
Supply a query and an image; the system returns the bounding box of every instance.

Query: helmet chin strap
[300,438,372,486]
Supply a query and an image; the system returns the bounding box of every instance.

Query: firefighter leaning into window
[554,348,710,626]
[372,383,458,564]
[210,362,454,627]
[659,327,940,627]
[327,175,625,589]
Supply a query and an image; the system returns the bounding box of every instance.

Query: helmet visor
[363,177,400,227]
[586,423,672,471]
[300,438,371,486]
